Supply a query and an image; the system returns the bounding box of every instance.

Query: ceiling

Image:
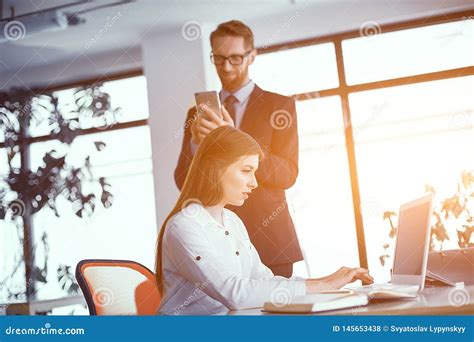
[1,0,472,87]
[1,0,310,72]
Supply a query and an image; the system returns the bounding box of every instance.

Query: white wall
[142,24,221,229]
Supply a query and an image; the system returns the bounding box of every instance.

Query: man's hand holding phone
[191,103,235,145]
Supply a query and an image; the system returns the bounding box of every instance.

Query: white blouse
[158,203,306,315]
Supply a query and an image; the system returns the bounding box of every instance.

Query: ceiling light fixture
[0,7,84,44]
[0,0,133,44]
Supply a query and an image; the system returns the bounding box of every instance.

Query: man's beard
[219,72,245,91]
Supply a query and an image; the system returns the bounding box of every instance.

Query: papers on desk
[263,292,369,313]
[263,287,421,313]
[425,270,458,286]
[427,248,474,285]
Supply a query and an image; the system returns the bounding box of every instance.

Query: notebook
[263,292,369,313]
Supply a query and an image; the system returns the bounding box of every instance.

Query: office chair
[75,259,161,315]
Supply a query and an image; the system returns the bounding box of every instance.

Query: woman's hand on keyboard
[305,267,374,293]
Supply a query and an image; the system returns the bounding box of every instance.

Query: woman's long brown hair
[155,126,263,293]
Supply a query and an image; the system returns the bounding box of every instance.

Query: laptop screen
[392,200,431,276]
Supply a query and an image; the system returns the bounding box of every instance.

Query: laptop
[351,193,434,296]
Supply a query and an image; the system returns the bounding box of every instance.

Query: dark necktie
[223,95,238,125]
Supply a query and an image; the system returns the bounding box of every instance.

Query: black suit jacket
[174,85,303,266]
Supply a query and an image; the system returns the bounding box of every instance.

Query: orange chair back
[76,259,161,315]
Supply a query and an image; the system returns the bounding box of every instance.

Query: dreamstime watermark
[359,20,382,38]
[312,127,341,154]
[84,11,123,50]
[439,16,472,47]
[270,287,292,308]
[262,12,300,49]
[93,108,122,131]
[3,20,26,41]
[359,197,383,220]
[347,100,388,131]
[181,21,202,41]
[18,102,32,118]
[262,201,287,227]
[351,304,367,315]
[4,323,85,335]
[173,98,214,140]
[300,91,321,101]
[270,109,292,130]
[174,114,197,139]
[8,199,26,219]
[0,57,8,71]
[181,198,203,219]
[174,280,209,314]
[93,287,115,308]
[349,100,389,144]
[449,111,472,131]
[448,285,470,307]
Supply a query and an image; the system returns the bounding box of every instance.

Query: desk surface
[228,285,474,315]
[1,295,86,315]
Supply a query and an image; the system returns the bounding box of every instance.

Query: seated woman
[156,126,373,315]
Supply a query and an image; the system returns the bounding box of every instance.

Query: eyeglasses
[210,50,252,65]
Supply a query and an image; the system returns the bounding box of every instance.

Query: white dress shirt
[158,203,306,315]
[220,79,255,129]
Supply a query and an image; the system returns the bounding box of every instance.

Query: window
[0,74,157,304]
[253,14,473,281]
[30,126,157,300]
[342,20,473,85]
[251,43,339,95]
[30,75,149,137]
[287,97,359,278]
[351,76,473,281]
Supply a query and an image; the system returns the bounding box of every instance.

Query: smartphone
[194,91,222,119]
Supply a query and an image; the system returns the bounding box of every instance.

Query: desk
[228,285,474,315]
[1,295,86,315]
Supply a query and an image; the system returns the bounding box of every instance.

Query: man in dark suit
[174,20,303,277]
